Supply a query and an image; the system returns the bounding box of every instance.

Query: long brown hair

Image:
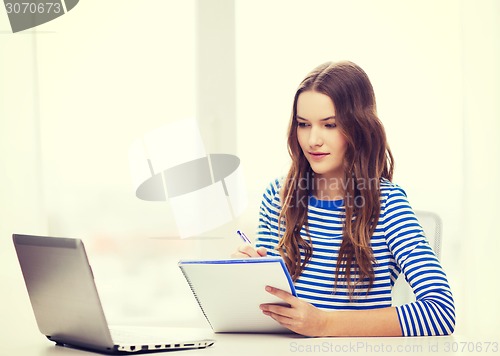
[277,61,394,297]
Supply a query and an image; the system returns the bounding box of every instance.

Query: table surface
[3,325,487,356]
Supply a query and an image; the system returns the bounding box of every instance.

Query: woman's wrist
[318,309,338,337]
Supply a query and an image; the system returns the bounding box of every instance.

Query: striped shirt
[256,178,455,336]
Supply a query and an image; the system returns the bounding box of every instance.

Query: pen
[236,230,252,244]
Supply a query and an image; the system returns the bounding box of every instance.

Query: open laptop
[12,234,215,354]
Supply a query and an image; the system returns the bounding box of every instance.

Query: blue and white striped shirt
[256,178,455,336]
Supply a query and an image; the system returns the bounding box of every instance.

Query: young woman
[234,61,455,337]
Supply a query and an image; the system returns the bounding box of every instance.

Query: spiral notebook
[178,257,297,333]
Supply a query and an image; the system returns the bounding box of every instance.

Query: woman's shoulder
[379,178,414,215]
[259,177,289,207]
[379,178,408,198]
[258,177,285,215]
[262,177,284,198]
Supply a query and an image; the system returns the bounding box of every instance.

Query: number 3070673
[5,2,62,14]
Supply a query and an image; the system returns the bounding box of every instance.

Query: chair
[391,210,442,306]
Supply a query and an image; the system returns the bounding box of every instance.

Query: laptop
[12,234,215,354]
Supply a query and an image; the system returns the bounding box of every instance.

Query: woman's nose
[308,126,323,147]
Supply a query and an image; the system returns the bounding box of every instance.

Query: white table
[2,325,481,356]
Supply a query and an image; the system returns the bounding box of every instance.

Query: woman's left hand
[260,286,329,337]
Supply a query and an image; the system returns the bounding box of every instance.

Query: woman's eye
[297,122,309,128]
[325,123,337,128]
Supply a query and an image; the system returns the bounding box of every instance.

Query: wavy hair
[277,61,394,297]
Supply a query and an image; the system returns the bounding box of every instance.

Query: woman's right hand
[231,244,268,258]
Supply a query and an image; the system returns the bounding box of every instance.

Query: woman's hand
[230,244,267,258]
[260,286,329,337]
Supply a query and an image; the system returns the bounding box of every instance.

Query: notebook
[12,234,215,354]
[178,257,297,333]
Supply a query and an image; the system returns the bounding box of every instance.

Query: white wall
[0,33,48,340]
[1,0,498,338]
[36,1,197,238]
[460,0,500,337]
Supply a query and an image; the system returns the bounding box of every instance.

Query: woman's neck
[312,175,345,201]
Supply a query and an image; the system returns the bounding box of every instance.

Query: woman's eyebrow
[296,115,336,121]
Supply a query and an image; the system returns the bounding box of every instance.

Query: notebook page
[178,257,296,333]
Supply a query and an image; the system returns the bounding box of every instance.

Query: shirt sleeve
[255,179,282,257]
[383,185,456,336]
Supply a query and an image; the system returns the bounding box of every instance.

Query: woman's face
[296,90,347,184]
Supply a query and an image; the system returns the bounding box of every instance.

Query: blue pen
[236,230,252,244]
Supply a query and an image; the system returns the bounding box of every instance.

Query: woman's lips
[308,152,329,161]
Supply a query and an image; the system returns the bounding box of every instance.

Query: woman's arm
[382,185,455,336]
[260,286,402,337]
